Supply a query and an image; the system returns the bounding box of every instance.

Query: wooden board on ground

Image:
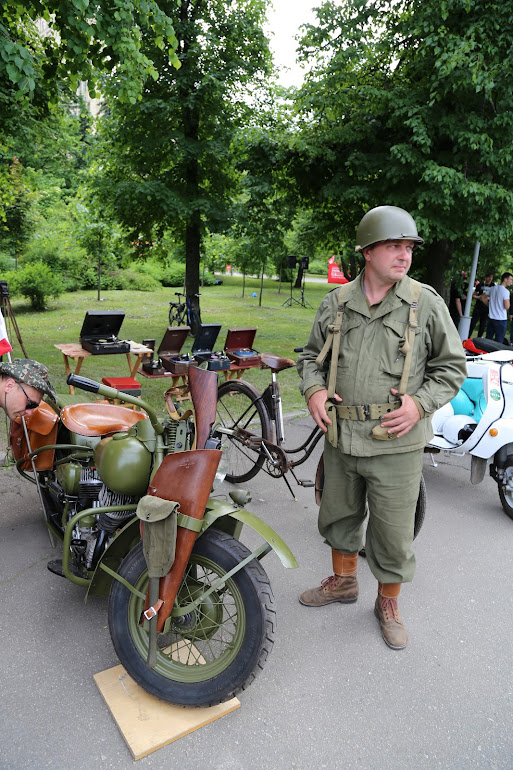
[94,664,240,760]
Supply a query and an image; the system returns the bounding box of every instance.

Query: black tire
[216,380,272,483]
[168,305,184,326]
[498,461,513,520]
[108,529,276,707]
[314,454,426,542]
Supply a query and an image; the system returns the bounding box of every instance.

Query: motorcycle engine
[48,416,191,572]
[48,463,138,571]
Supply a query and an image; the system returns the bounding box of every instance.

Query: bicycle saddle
[260,353,296,372]
[60,403,147,437]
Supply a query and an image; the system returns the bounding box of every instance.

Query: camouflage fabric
[0,358,57,402]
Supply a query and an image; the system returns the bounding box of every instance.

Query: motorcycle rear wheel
[108,529,276,706]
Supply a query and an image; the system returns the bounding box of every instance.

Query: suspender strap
[315,282,352,399]
[397,279,422,396]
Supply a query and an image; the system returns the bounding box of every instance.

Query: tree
[87,0,272,313]
[0,1,179,105]
[290,0,513,293]
[0,1,179,223]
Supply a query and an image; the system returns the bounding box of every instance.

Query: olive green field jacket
[297,271,468,456]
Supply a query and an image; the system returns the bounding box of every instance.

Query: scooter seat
[60,403,147,437]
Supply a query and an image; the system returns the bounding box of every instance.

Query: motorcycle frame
[18,382,298,610]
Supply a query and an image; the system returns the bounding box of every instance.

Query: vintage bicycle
[214,349,426,540]
[168,291,201,336]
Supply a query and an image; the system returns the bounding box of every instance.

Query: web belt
[334,401,401,421]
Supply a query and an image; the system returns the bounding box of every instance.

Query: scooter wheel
[108,528,276,706]
[498,462,513,520]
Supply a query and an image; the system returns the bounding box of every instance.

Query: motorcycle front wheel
[108,529,276,706]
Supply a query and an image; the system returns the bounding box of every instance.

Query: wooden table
[55,341,153,394]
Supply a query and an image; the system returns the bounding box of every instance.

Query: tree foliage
[0,1,179,104]
[87,0,271,301]
[0,1,179,225]
[290,0,513,291]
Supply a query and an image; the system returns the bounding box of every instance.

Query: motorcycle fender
[86,497,300,601]
[471,418,513,459]
[202,499,298,569]
[85,517,140,600]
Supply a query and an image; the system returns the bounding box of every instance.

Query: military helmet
[355,206,424,252]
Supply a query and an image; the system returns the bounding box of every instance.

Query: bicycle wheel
[169,304,184,326]
[216,380,272,483]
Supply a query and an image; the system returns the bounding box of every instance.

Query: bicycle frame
[219,373,324,497]
[169,292,201,335]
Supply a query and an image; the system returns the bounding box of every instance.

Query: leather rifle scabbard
[187,365,218,450]
[145,449,222,632]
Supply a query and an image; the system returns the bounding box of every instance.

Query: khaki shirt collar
[344,271,414,319]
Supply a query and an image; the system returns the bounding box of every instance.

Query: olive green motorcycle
[10,366,297,707]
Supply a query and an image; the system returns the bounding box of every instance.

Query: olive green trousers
[318,440,424,584]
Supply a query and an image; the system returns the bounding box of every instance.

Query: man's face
[506,276,513,288]
[2,378,42,420]
[485,274,494,284]
[362,239,414,286]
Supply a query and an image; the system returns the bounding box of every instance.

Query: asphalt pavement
[1,413,512,770]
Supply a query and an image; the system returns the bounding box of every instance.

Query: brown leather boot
[299,550,359,607]
[374,583,407,650]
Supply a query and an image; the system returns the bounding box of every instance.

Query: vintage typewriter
[79,311,131,355]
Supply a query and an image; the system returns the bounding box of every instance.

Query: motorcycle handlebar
[66,374,100,393]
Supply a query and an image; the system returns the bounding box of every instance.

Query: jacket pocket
[379,318,422,378]
[337,316,363,371]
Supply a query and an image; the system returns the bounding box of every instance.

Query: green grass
[4,276,331,419]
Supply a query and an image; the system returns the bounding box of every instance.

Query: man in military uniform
[297,206,467,649]
[0,358,56,421]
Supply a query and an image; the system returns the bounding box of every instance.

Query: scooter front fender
[470,418,513,459]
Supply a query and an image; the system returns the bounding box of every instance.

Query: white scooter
[427,350,513,520]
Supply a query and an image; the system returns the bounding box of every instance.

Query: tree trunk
[294,263,304,289]
[422,239,453,301]
[183,96,201,304]
[259,262,265,307]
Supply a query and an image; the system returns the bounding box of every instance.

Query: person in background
[448,270,468,328]
[485,272,513,344]
[469,272,494,338]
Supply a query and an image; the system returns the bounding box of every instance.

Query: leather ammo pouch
[10,402,59,471]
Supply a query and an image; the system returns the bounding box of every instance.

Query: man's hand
[380,389,421,438]
[307,389,343,432]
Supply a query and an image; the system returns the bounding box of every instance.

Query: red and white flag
[0,309,12,356]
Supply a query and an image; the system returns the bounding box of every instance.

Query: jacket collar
[343,271,415,318]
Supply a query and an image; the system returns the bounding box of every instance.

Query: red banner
[327,256,349,284]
